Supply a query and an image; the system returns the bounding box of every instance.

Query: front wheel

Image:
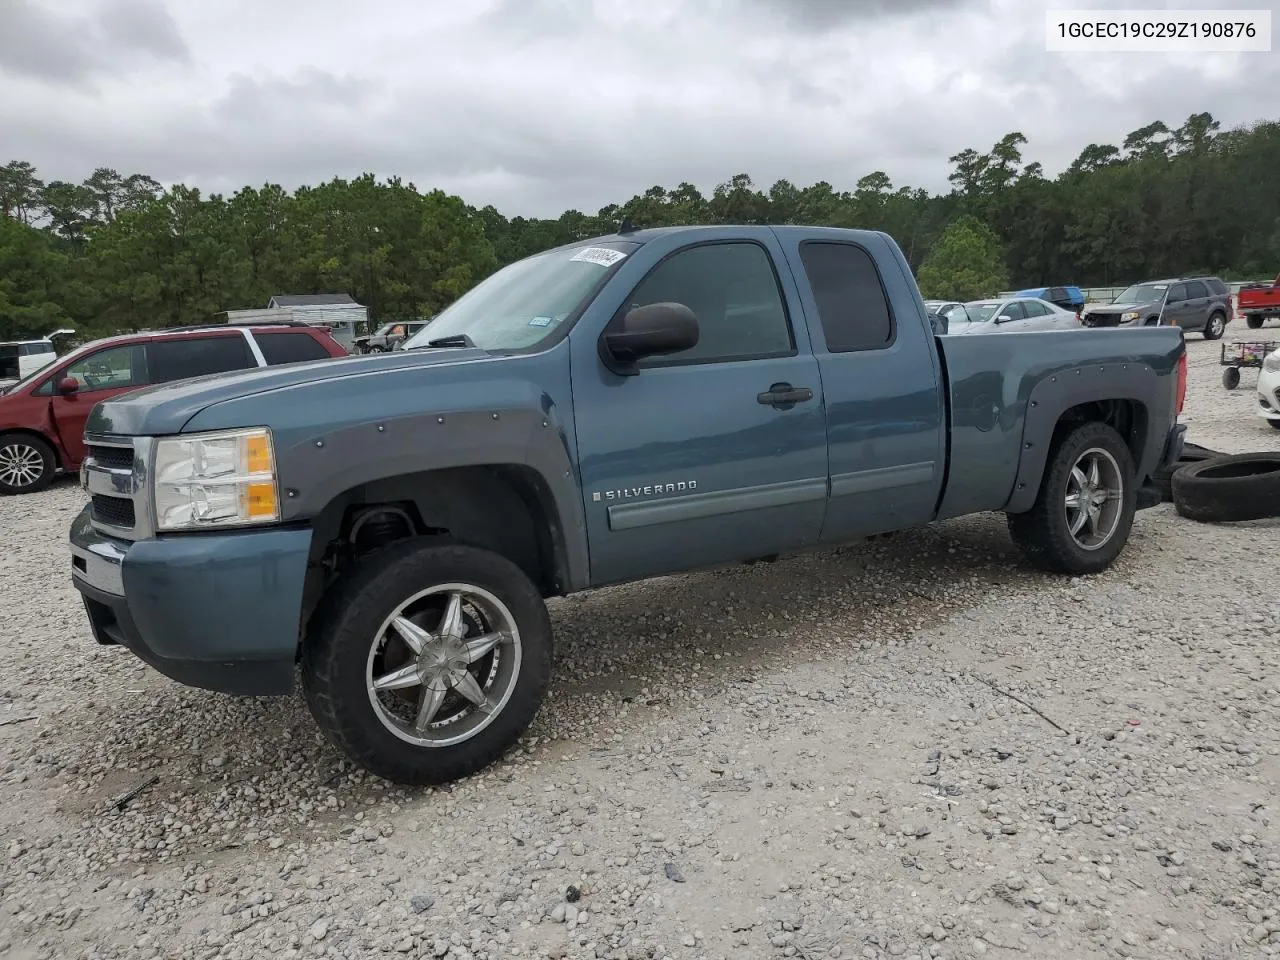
[1222,366,1241,390]
[301,540,553,785]
[1006,421,1137,575]
[0,434,56,495]
[1203,312,1226,340]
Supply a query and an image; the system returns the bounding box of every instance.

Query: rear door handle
[757,382,814,407]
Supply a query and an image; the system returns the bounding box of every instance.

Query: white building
[222,294,368,353]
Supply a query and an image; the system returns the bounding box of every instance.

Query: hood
[86,346,491,437]
[1088,299,1159,315]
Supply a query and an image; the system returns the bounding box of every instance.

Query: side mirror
[995,314,1013,323]
[56,376,80,395]
[600,302,699,375]
[927,311,948,335]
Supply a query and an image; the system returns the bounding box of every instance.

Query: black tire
[1222,366,1241,390]
[1269,420,1280,431]
[1172,453,1280,523]
[1006,421,1137,575]
[1247,315,1264,330]
[0,433,57,495]
[369,344,387,353]
[1151,441,1224,503]
[301,539,553,785]
[1203,311,1227,340]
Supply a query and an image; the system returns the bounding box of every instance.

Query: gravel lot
[2,334,1278,960]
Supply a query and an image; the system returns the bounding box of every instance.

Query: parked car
[1081,276,1232,339]
[923,300,972,330]
[1013,285,1086,314]
[1254,345,1280,430]
[947,296,1081,335]
[354,321,430,354]
[68,224,1187,786]
[1239,273,1280,329]
[0,322,346,494]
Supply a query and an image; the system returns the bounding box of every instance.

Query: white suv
[0,339,58,384]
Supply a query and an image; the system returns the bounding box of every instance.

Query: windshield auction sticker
[570,247,629,267]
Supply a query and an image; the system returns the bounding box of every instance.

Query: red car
[0,323,347,495]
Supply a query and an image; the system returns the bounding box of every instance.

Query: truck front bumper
[69,505,312,696]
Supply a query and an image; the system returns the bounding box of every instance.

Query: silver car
[947,297,1081,335]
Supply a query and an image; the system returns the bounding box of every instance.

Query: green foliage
[916,216,1010,301]
[1,111,1278,343]
[0,217,75,338]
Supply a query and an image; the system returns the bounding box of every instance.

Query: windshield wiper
[422,334,477,349]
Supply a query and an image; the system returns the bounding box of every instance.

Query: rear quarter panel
[936,327,1184,519]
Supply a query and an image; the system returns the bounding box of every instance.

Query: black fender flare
[1004,361,1163,514]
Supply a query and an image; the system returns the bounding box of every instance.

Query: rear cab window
[796,241,895,352]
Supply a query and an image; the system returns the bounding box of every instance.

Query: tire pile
[1155,441,1280,523]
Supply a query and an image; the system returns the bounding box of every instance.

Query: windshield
[403,241,640,352]
[962,302,1000,323]
[1114,283,1168,304]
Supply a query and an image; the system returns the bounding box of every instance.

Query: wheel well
[301,464,567,628]
[0,429,61,469]
[1052,399,1147,469]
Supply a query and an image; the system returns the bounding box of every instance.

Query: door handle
[757,382,814,407]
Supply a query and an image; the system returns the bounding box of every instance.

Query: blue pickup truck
[69,225,1188,784]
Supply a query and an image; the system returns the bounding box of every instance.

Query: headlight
[1265,352,1280,374]
[1121,311,1139,323]
[152,427,280,531]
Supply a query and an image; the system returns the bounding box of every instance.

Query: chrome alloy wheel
[365,583,521,747]
[1065,447,1124,550]
[0,443,43,488]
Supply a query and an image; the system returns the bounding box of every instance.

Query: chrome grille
[91,494,135,527]
[82,435,153,540]
[85,444,134,469]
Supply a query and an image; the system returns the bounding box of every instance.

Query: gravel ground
[2,334,1278,960]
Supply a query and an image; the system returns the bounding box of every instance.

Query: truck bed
[935,326,1186,520]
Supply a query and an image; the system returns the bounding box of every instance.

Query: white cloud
[0,0,1275,216]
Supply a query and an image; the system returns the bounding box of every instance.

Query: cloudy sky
[1,0,1276,217]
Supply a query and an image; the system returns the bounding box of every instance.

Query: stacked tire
[1171,451,1280,523]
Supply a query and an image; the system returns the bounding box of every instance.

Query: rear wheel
[1203,312,1226,340]
[1247,315,1264,330]
[0,434,56,495]
[1007,422,1136,575]
[301,539,553,785]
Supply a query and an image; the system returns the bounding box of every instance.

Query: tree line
[2,110,1277,341]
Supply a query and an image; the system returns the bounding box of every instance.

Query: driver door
[47,343,149,465]
[1161,283,1188,327]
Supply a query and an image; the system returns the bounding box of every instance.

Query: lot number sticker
[570,246,628,267]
